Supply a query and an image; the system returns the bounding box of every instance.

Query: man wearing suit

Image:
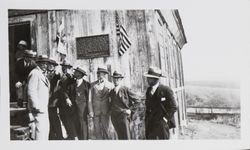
[89,66,114,139]
[66,67,90,140]
[14,40,28,107]
[46,58,64,140]
[57,60,78,140]
[144,66,177,140]
[27,53,50,140]
[109,71,140,140]
[15,48,37,107]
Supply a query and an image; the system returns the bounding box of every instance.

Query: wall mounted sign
[76,34,110,59]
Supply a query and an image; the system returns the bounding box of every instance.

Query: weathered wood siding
[9,9,187,139]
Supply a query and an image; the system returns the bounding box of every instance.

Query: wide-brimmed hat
[47,58,58,66]
[111,71,124,78]
[60,60,72,68]
[17,40,28,47]
[36,55,50,63]
[97,66,109,74]
[23,50,37,58]
[74,67,87,76]
[144,66,165,78]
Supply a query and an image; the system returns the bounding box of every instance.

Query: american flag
[116,12,131,56]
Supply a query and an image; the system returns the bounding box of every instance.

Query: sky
[178,0,250,82]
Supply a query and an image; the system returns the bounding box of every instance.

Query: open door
[9,22,31,102]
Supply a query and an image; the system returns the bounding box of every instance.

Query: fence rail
[187,106,240,115]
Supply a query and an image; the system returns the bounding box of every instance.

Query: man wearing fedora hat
[144,66,177,139]
[61,66,90,140]
[15,40,28,61]
[45,58,64,140]
[109,71,140,139]
[26,52,50,140]
[15,50,37,107]
[36,55,50,75]
[89,66,114,139]
[56,60,79,140]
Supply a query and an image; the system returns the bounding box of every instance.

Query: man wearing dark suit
[109,71,140,140]
[46,58,64,140]
[57,60,78,140]
[144,66,177,140]
[67,67,90,140]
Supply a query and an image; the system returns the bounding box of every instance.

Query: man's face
[113,77,122,87]
[47,63,56,72]
[17,44,27,51]
[37,62,47,72]
[62,66,71,74]
[97,72,107,81]
[74,70,84,80]
[147,77,159,87]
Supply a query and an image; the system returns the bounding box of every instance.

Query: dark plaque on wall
[76,34,110,59]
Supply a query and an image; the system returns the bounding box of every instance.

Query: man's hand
[163,117,168,124]
[52,99,58,106]
[66,98,72,107]
[124,109,131,115]
[15,81,22,88]
[89,112,94,118]
[28,113,35,122]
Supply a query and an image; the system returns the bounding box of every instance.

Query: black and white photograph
[1,0,250,149]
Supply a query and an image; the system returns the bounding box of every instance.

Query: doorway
[9,22,31,102]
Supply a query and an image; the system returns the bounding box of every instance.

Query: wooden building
[9,9,187,139]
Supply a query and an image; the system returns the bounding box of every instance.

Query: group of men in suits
[14,40,177,140]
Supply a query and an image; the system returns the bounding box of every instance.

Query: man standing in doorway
[89,66,114,139]
[15,40,28,107]
[144,66,177,140]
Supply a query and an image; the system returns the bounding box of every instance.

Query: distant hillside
[185,80,240,89]
[185,84,240,108]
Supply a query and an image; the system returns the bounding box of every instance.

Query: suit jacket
[109,86,140,119]
[27,67,50,114]
[67,79,90,104]
[48,74,61,107]
[90,79,114,116]
[145,84,177,130]
[15,58,37,82]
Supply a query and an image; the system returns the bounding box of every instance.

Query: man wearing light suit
[27,54,50,140]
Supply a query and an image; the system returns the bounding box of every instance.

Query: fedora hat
[17,40,28,47]
[144,66,165,78]
[111,71,124,78]
[97,66,109,74]
[47,58,58,66]
[60,60,72,68]
[23,50,37,58]
[74,67,87,76]
[36,55,50,63]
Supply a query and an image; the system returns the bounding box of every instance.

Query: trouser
[16,82,26,107]
[111,113,131,140]
[59,105,78,140]
[75,102,88,140]
[48,107,63,140]
[146,121,170,139]
[93,114,110,139]
[32,112,49,140]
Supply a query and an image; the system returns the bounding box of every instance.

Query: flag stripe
[116,12,131,56]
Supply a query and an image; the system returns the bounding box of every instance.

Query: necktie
[148,87,153,97]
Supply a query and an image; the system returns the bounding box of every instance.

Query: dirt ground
[178,119,240,139]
